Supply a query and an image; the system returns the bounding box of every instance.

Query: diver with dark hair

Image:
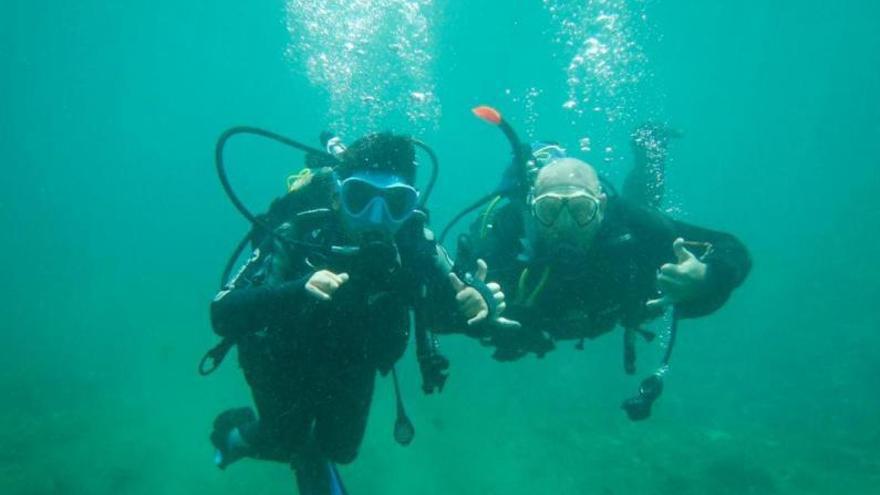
[206,132,514,494]
[447,107,751,420]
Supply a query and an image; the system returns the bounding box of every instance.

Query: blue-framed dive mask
[339,171,419,238]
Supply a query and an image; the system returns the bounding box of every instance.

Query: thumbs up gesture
[646,238,708,310]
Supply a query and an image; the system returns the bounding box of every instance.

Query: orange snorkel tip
[472,106,502,125]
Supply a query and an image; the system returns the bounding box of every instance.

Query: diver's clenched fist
[304,270,350,301]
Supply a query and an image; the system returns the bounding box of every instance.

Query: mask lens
[533,193,599,227]
[533,195,564,226]
[567,195,599,226]
[342,179,381,215]
[383,186,417,220]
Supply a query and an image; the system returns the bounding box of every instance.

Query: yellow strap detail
[514,268,531,306]
[514,266,551,308]
[524,266,551,307]
[479,195,503,239]
[286,168,313,192]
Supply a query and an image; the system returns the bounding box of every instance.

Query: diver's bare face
[531,159,606,254]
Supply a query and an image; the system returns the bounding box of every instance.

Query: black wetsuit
[464,198,751,361]
[211,214,459,464]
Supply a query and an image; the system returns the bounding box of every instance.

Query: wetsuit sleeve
[210,246,315,339]
[666,219,752,318]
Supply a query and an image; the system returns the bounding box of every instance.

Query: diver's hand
[449,259,520,329]
[304,270,350,301]
[646,238,708,310]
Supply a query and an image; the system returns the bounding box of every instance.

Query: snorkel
[439,106,534,245]
[471,106,532,199]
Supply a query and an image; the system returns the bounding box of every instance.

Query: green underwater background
[2,1,879,493]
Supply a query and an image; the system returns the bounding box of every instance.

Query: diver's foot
[210,407,256,469]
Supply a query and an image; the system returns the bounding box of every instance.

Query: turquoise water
[2,1,879,493]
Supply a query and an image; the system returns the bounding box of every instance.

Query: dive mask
[339,171,419,237]
[531,189,600,228]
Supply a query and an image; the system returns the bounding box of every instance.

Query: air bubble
[410,91,429,103]
[578,137,591,152]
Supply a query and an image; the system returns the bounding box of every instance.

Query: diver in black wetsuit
[208,133,512,494]
[454,121,750,420]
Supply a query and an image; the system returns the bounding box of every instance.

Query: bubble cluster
[543,0,650,127]
[522,87,544,140]
[502,87,544,141]
[286,0,440,135]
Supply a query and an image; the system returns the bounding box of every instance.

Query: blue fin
[328,463,347,495]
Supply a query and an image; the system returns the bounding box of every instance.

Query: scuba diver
[204,131,514,494]
[445,107,751,420]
